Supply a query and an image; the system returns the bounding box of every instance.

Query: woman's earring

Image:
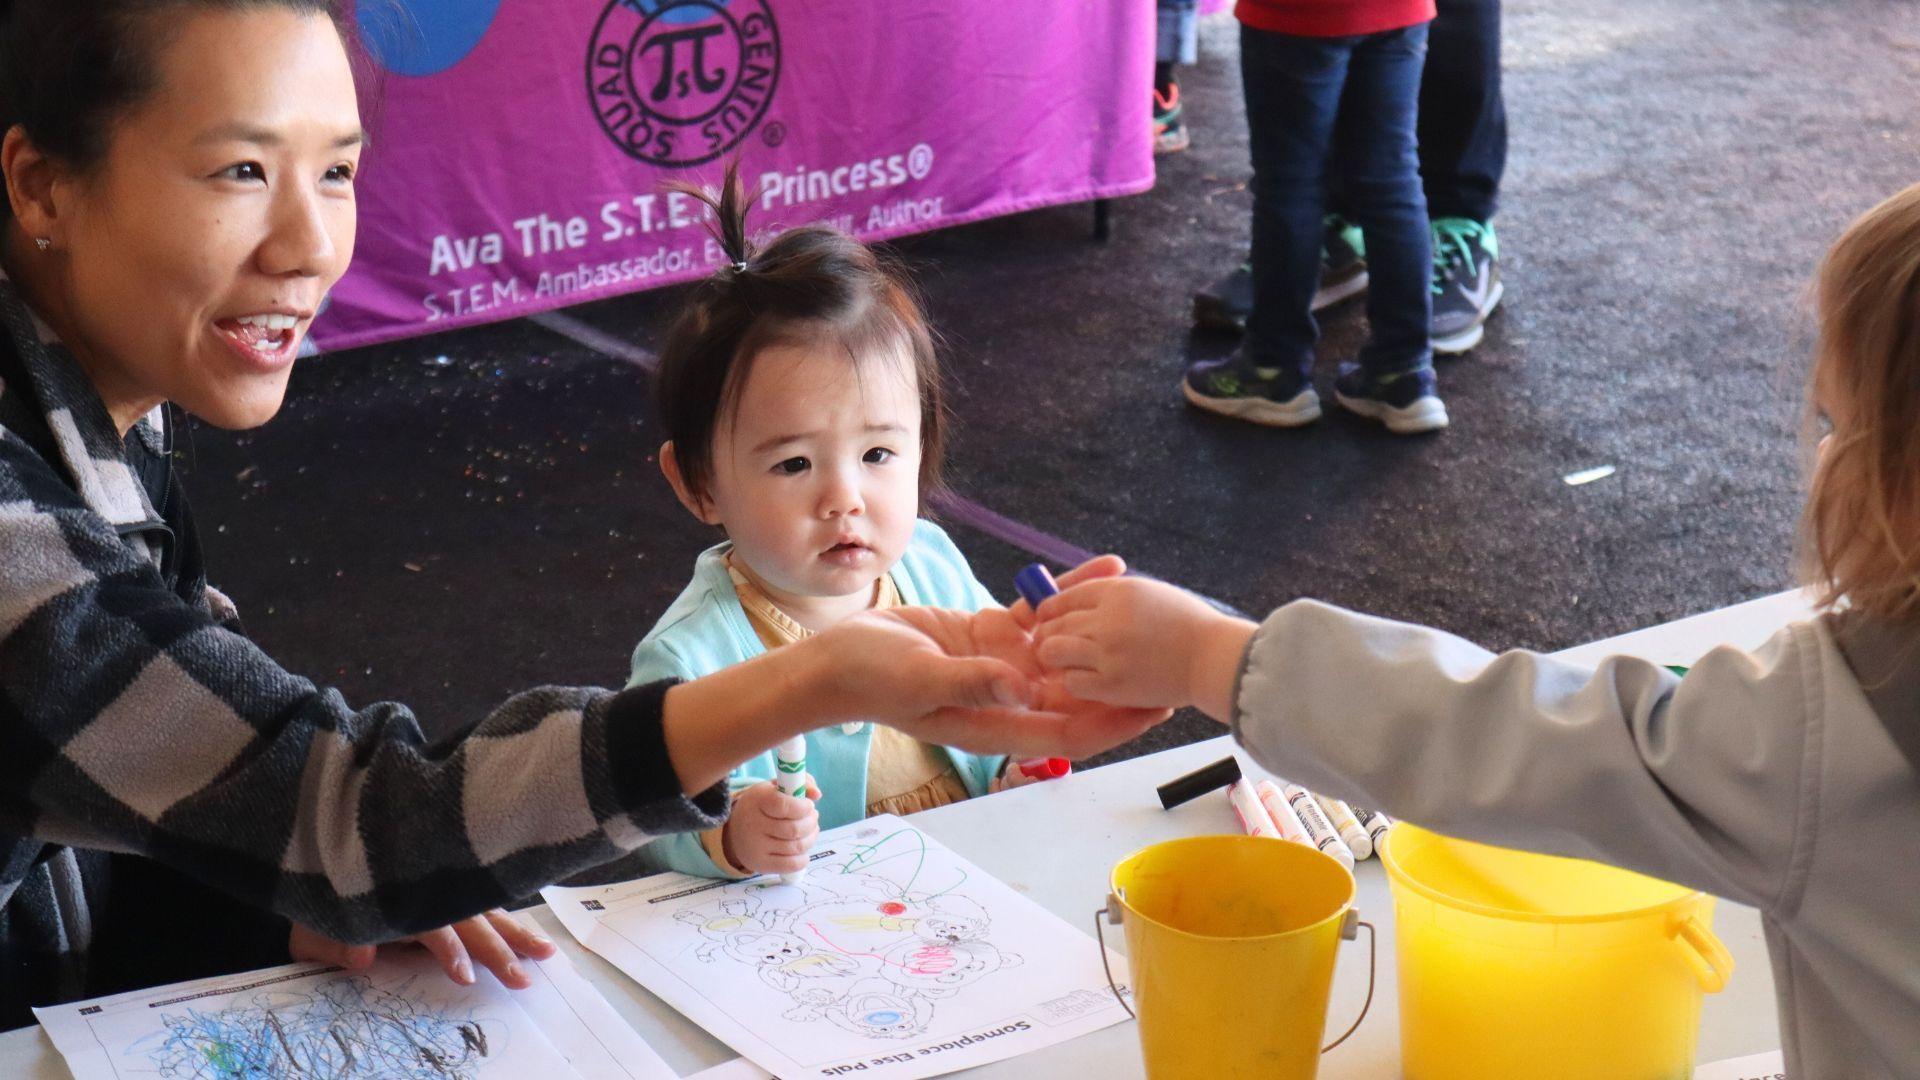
[34,237,50,252]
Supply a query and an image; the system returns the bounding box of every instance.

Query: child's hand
[1033,577,1257,720]
[990,759,1061,793]
[288,909,557,989]
[1006,553,1128,630]
[722,780,821,875]
[828,605,1172,759]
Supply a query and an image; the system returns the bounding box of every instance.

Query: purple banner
[312,0,1156,353]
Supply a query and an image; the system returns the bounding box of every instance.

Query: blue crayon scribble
[147,975,493,1079]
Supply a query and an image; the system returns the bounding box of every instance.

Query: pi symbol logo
[357,0,504,77]
[586,0,783,168]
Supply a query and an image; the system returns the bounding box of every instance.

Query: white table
[2,589,1814,1078]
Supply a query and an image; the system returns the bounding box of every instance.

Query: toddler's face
[699,342,922,610]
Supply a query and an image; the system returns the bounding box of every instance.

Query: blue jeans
[1158,0,1198,65]
[1241,23,1432,378]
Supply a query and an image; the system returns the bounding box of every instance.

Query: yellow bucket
[1103,835,1374,1080]
[1381,824,1734,1080]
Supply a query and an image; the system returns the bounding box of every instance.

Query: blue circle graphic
[626,0,742,26]
[357,0,504,77]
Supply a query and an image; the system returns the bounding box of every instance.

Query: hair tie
[730,259,748,273]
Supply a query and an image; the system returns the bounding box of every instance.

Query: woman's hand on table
[288,909,557,989]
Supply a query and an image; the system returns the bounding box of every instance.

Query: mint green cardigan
[625,519,1008,878]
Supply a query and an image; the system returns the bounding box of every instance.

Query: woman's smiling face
[26,5,362,431]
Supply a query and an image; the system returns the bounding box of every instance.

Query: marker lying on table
[1226,779,1283,839]
[1316,795,1375,860]
[1253,780,1313,847]
[1157,756,1242,810]
[775,735,810,884]
[1283,782,1355,870]
[1349,805,1395,854]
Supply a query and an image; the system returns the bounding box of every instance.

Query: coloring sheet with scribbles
[33,948,673,1080]
[543,815,1132,1080]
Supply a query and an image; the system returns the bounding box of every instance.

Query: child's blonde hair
[1801,183,1920,621]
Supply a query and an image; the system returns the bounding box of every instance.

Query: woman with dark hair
[0,0,1164,1028]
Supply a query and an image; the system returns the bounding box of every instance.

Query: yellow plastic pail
[1104,835,1372,1080]
[1381,824,1734,1080]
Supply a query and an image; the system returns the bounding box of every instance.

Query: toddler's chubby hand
[989,758,1051,793]
[723,779,821,876]
[1033,577,1255,716]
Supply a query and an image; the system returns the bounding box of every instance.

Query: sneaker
[1191,217,1369,332]
[1182,354,1321,427]
[1430,217,1503,354]
[1333,364,1448,434]
[1316,216,1369,310]
[1154,85,1190,155]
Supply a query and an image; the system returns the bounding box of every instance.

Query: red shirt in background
[1235,0,1435,37]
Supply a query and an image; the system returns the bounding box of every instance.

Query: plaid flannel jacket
[0,273,724,1024]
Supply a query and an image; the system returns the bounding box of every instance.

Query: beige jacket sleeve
[1230,600,1823,910]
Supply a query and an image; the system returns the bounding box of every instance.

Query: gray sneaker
[1430,218,1503,354]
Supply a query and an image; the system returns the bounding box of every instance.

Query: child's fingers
[456,912,531,989]
[1036,634,1101,671]
[1006,555,1125,628]
[484,909,557,961]
[1031,609,1097,644]
[761,792,820,821]
[1053,553,1127,589]
[1033,583,1109,624]
[1061,669,1134,705]
[805,779,822,800]
[413,926,476,986]
[759,817,813,842]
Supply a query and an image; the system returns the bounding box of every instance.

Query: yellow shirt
[699,557,974,874]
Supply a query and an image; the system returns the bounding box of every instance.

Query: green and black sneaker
[1181,354,1321,427]
[1430,217,1503,354]
[1192,216,1369,332]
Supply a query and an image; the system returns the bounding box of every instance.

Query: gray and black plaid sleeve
[0,434,726,943]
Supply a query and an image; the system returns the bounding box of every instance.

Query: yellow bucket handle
[1096,894,1378,1053]
[1673,915,1735,993]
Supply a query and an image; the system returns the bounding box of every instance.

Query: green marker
[776,735,810,884]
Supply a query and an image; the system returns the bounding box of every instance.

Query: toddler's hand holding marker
[773,736,813,883]
[720,772,821,879]
[1030,573,1257,721]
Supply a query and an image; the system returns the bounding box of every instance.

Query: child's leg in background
[1154,0,1200,153]
[1240,26,1354,381]
[1333,24,1433,377]
[1156,0,1199,76]
[1420,0,1503,224]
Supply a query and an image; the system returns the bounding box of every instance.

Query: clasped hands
[295,553,1214,988]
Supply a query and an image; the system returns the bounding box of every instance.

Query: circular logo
[587,0,782,168]
[358,0,503,77]
[907,143,934,180]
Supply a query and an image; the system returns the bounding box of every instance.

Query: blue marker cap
[1014,563,1060,608]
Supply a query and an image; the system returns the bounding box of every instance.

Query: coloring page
[545,816,1130,1080]
[36,948,672,1080]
